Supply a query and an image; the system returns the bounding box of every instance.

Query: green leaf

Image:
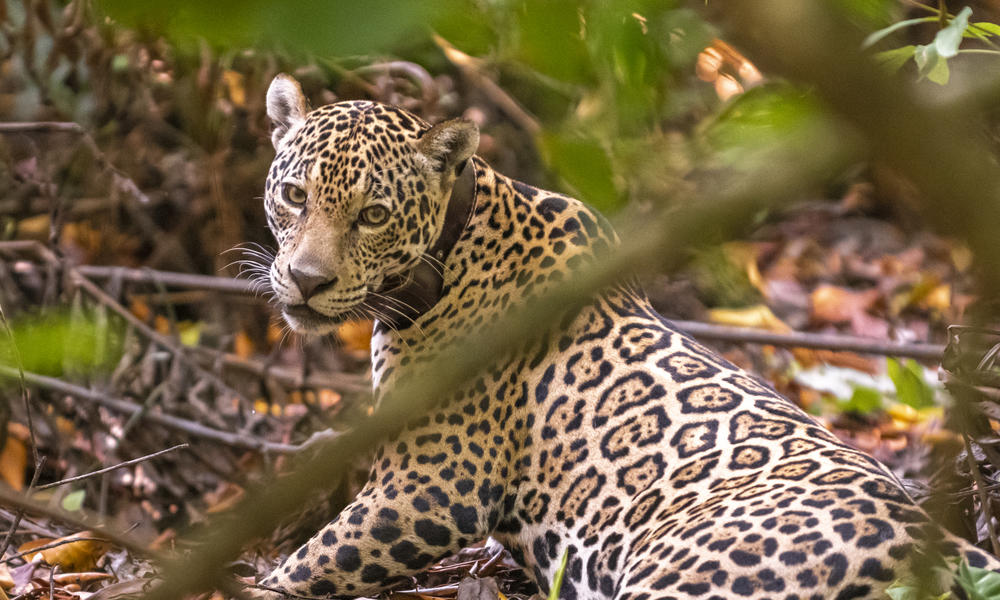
[887,358,935,409]
[914,43,950,84]
[862,17,937,49]
[538,131,619,212]
[0,310,123,379]
[887,577,953,600]
[840,386,883,414]
[61,489,86,512]
[874,45,916,72]
[970,22,1000,38]
[548,548,569,600]
[935,6,973,58]
[955,561,1000,600]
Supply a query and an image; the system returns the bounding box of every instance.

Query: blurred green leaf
[539,130,618,212]
[887,358,935,409]
[61,489,86,512]
[834,0,899,29]
[862,17,936,49]
[547,548,569,600]
[0,310,122,379]
[914,43,950,84]
[513,1,591,85]
[956,562,1000,600]
[970,22,1000,37]
[886,579,952,600]
[839,386,883,414]
[874,45,916,72]
[100,0,441,56]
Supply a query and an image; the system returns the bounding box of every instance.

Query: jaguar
[254,73,999,599]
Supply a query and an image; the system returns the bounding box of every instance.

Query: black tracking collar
[364,160,477,330]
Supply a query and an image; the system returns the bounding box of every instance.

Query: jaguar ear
[416,118,480,177]
[266,74,308,150]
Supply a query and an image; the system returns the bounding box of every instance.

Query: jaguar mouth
[280,303,347,332]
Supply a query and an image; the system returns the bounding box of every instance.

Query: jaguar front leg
[257,439,495,598]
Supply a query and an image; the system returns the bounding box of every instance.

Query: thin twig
[2,536,112,566]
[0,121,85,133]
[433,34,541,134]
[0,121,150,204]
[671,320,945,360]
[69,272,252,405]
[76,265,252,294]
[394,583,460,595]
[0,366,301,454]
[36,444,190,490]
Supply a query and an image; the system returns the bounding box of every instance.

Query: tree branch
[0,366,301,454]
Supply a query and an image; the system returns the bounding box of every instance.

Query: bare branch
[0,366,301,454]
[35,444,190,490]
[672,320,945,361]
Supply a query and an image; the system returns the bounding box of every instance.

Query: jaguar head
[263,74,479,334]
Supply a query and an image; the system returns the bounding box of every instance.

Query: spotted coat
[256,74,999,600]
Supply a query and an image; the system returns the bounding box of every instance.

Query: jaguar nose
[289,265,336,299]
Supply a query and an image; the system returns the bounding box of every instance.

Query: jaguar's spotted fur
[256,74,998,600]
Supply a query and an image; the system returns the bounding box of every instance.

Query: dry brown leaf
[129,298,151,323]
[222,70,246,107]
[707,305,791,333]
[204,482,245,514]
[86,578,156,600]
[0,563,13,590]
[153,315,170,336]
[722,241,765,296]
[266,321,285,346]
[234,331,254,359]
[18,532,111,571]
[0,428,27,491]
[51,572,113,586]
[810,284,880,324]
[318,388,341,409]
[337,319,374,353]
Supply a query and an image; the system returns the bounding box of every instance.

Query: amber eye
[281,183,307,206]
[359,205,390,227]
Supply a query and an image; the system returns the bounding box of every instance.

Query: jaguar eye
[359,205,390,227]
[281,183,307,206]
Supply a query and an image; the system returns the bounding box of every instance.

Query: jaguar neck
[365,159,479,330]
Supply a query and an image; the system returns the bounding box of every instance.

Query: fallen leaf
[0,563,12,590]
[810,284,880,324]
[18,532,111,571]
[707,304,791,333]
[234,331,254,359]
[318,388,341,409]
[52,572,113,585]
[204,482,245,514]
[723,242,765,296]
[222,70,246,107]
[129,298,151,323]
[337,319,374,353]
[457,576,500,600]
[86,577,157,600]
[0,428,26,490]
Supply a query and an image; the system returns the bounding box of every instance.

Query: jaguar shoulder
[255,73,999,600]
